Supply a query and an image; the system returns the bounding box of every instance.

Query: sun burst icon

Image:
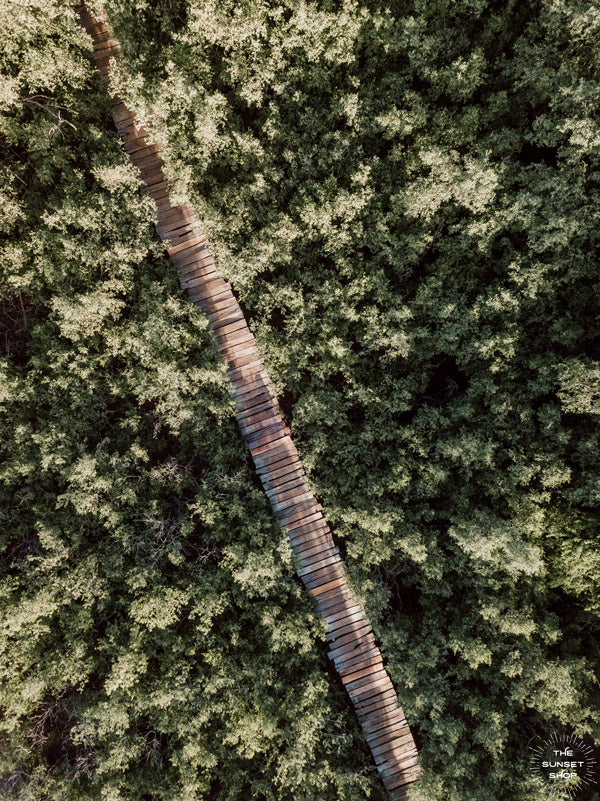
[529,731,597,799]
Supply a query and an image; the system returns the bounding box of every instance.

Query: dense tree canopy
[0,4,385,800]
[1,1,600,800]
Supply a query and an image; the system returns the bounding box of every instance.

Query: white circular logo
[530,731,597,798]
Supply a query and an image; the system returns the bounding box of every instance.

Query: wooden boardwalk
[77,6,420,798]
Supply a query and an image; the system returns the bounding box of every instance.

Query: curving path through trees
[76,5,420,798]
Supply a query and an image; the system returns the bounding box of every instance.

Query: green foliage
[3,1,600,800]
[102,0,600,798]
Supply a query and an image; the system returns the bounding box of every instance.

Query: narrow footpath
[77,6,420,798]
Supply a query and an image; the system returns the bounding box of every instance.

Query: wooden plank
[337,640,380,666]
[344,666,389,693]
[136,155,165,174]
[382,762,420,791]
[356,691,398,718]
[251,433,296,460]
[270,485,313,510]
[157,214,191,233]
[329,630,376,660]
[157,219,195,239]
[90,28,111,43]
[369,721,413,750]
[180,268,219,289]
[351,678,394,708]
[385,762,421,786]
[247,423,289,450]
[178,255,216,276]
[156,203,194,224]
[92,48,118,64]
[122,133,148,152]
[212,307,246,328]
[226,360,263,380]
[377,751,419,774]
[232,373,271,396]
[182,269,220,292]
[241,413,283,439]
[237,396,274,420]
[323,609,367,635]
[339,653,384,678]
[381,763,420,791]
[305,570,347,595]
[167,234,208,255]
[95,38,121,53]
[172,246,213,270]
[359,700,399,726]
[287,528,332,552]
[216,328,255,351]
[371,733,416,762]
[254,452,296,477]
[234,391,272,418]
[194,294,238,316]
[186,276,230,301]
[144,184,170,202]
[300,556,345,583]
[261,462,305,487]
[317,592,360,618]
[295,542,338,563]
[266,468,308,490]
[211,317,247,336]
[371,734,417,763]
[327,619,372,644]
[178,260,218,283]
[207,300,242,321]
[194,293,236,316]
[291,532,336,556]
[170,238,211,259]
[235,397,274,419]
[138,163,164,182]
[390,784,415,801]
[324,604,364,627]
[307,575,346,597]
[285,515,329,538]
[361,709,407,738]
[233,385,272,410]
[332,644,380,672]
[370,734,414,757]
[297,551,345,587]
[159,217,197,238]
[239,410,281,436]
[254,445,297,471]
[111,104,134,123]
[236,400,275,425]
[243,421,287,445]
[340,663,383,685]
[142,174,166,191]
[318,592,361,618]
[328,626,374,655]
[226,351,264,373]
[359,699,401,729]
[267,480,312,507]
[320,608,367,632]
[313,581,353,605]
[297,553,343,578]
[134,151,166,171]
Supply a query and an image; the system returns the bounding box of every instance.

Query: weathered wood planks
[76,5,420,798]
